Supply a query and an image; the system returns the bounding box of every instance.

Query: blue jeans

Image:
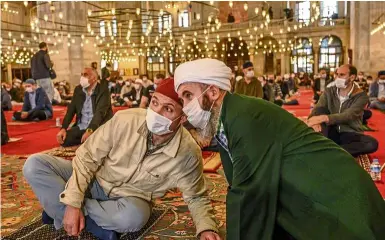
[36,78,54,102]
[23,154,151,233]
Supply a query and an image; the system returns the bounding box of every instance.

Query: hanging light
[4,2,8,9]
[44,14,48,21]
[111,8,115,15]
[59,12,63,19]
[23,1,28,7]
[210,1,214,5]
[88,9,92,16]
[160,9,164,16]
[136,8,140,15]
[229,1,233,8]
[196,13,201,20]
[244,3,248,11]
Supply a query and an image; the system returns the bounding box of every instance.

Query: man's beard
[195,94,221,141]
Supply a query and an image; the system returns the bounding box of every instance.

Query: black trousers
[62,126,86,147]
[1,109,9,145]
[362,109,372,125]
[313,107,378,157]
[13,110,48,121]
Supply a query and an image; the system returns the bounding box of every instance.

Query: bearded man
[174,59,385,240]
[23,79,221,240]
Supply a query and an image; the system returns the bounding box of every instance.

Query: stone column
[7,64,12,83]
[280,52,286,74]
[350,1,370,72]
[313,46,319,73]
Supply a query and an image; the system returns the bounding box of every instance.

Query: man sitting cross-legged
[13,79,53,121]
[23,79,220,240]
[56,67,113,147]
[307,64,378,157]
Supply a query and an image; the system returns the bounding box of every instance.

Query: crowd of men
[1,42,385,239]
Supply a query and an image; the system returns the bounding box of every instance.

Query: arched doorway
[218,37,249,70]
[256,36,279,74]
[319,35,343,72]
[291,37,314,73]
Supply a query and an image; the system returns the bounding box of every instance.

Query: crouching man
[23,79,220,240]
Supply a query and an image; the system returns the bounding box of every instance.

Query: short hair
[358,71,364,75]
[39,42,47,49]
[155,73,165,79]
[367,75,373,80]
[91,62,97,66]
[106,63,112,67]
[348,66,357,76]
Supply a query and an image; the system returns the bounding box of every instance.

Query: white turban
[174,58,232,91]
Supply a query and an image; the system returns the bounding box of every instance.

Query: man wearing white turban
[174,58,385,240]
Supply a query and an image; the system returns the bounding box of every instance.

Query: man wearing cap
[56,67,113,147]
[23,78,220,240]
[174,58,385,240]
[234,61,263,98]
[369,70,385,110]
[123,79,145,108]
[13,79,53,122]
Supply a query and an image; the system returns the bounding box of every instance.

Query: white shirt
[320,79,326,92]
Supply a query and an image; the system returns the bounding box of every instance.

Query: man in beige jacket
[23,79,221,240]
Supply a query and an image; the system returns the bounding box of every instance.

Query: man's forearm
[187,196,219,236]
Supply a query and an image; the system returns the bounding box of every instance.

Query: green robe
[218,93,385,240]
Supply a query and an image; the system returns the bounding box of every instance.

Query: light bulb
[24,1,28,7]
[244,3,248,11]
[160,9,164,16]
[111,8,115,15]
[4,2,8,9]
[136,8,140,15]
[59,12,63,19]
[88,9,92,16]
[229,1,233,8]
[44,14,48,21]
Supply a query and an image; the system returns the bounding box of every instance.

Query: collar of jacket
[136,121,182,158]
[335,82,363,98]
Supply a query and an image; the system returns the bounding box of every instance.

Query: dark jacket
[1,88,12,110]
[31,50,52,79]
[22,87,53,117]
[313,78,332,101]
[123,87,145,108]
[369,81,380,99]
[234,77,263,98]
[61,83,113,131]
[101,67,110,81]
[310,84,368,133]
[262,84,274,102]
[10,86,24,103]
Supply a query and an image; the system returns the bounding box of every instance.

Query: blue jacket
[22,87,53,118]
[369,81,379,99]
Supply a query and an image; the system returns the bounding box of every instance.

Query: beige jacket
[60,109,218,235]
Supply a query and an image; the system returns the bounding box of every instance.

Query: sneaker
[42,211,54,225]
[85,216,118,240]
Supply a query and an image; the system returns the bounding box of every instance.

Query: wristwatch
[86,128,94,134]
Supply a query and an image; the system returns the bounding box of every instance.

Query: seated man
[23,79,220,240]
[10,78,24,103]
[234,61,263,98]
[369,70,385,110]
[308,64,378,157]
[313,69,332,103]
[122,79,144,108]
[174,59,385,239]
[13,79,53,121]
[57,68,113,147]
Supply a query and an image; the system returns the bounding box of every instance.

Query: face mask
[118,80,123,84]
[6,88,11,91]
[60,82,65,86]
[379,80,385,84]
[125,81,131,86]
[246,70,254,78]
[183,87,214,130]
[111,83,116,87]
[234,66,238,71]
[25,87,33,93]
[154,83,158,89]
[284,74,290,79]
[321,74,327,79]
[134,84,140,90]
[80,76,90,88]
[291,74,295,78]
[146,108,176,135]
[358,76,363,80]
[335,77,347,89]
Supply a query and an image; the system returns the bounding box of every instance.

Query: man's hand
[311,124,322,132]
[57,129,67,144]
[200,231,222,240]
[63,206,85,237]
[81,131,92,143]
[21,111,28,119]
[379,97,385,103]
[307,115,328,127]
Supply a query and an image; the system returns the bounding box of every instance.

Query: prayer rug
[7,121,35,126]
[2,207,168,240]
[202,151,222,173]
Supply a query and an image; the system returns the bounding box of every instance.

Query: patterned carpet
[0,153,228,239]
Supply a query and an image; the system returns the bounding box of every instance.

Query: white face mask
[246,70,254,78]
[80,76,90,88]
[125,81,131,86]
[134,84,141,90]
[379,80,385,84]
[183,87,214,130]
[25,86,33,93]
[335,77,347,89]
[118,80,123,84]
[146,108,175,135]
[154,83,158,89]
[284,74,290,79]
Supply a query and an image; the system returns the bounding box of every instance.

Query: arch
[291,37,314,73]
[257,36,279,74]
[319,35,343,72]
[217,37,249,70]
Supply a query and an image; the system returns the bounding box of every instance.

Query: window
[158,16,163,33]
[100,20,106,37]
[112,19,117,36]
[297,1,310,24]
[178,11,189,27]
[142,14,148,33]
[319,35,343,72]
[321,0,338,19]
[291,38,314,73]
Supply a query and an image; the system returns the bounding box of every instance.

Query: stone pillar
[350,1,370,72]
[280,52,285,74]
[7,64,12,83]
[314,46,319,73]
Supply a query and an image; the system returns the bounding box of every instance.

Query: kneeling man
[23,79,220,240]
